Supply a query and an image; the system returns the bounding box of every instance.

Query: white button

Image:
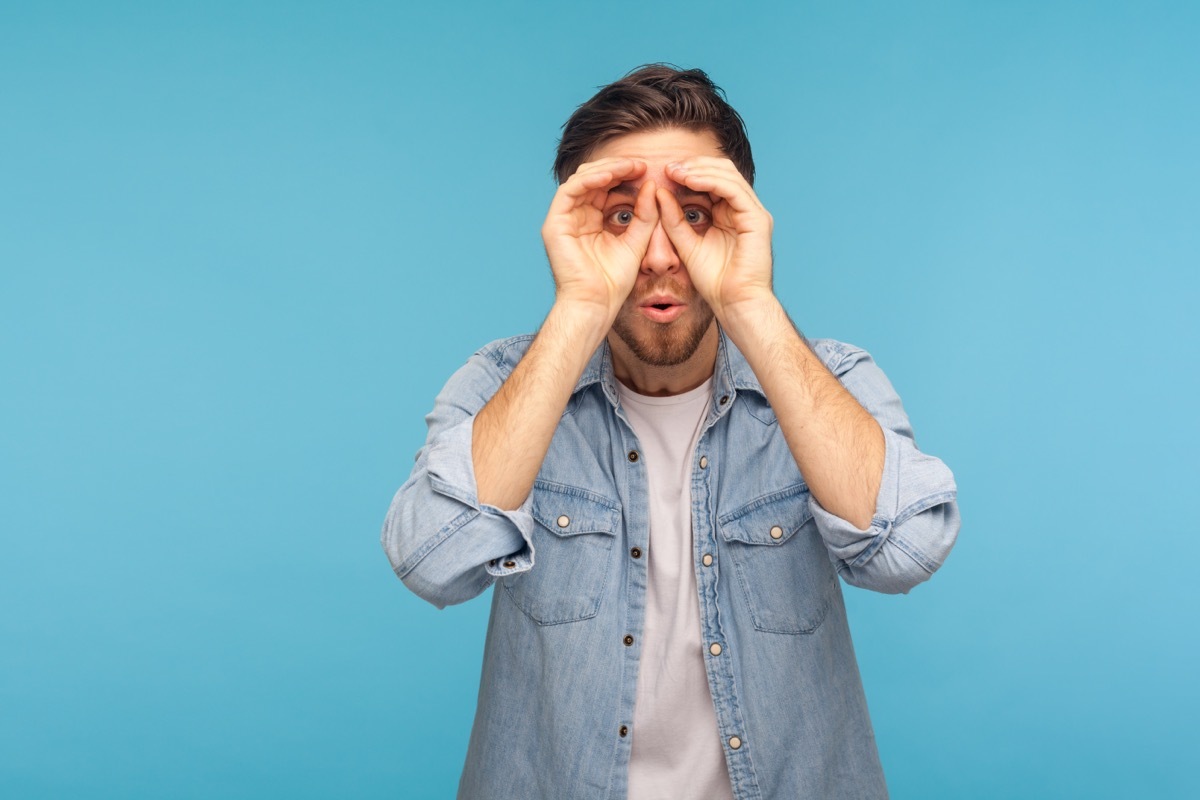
[557,515,570,528]
[770,525,784,539]
[709,643,722,656]
[729,735,742,750]
[702,554,713,567]
[699,455,708,469]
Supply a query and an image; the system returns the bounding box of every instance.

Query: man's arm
[381,161,660,607]
[653,158,883,528]
[471,302,609,510]
[473,161,659,510]
[657,157,959,593]
[719,298,883,530]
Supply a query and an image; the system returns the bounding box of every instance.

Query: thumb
[655,186,702,267]
[620,179,660,257]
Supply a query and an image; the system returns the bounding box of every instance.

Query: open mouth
[638,302,686,323]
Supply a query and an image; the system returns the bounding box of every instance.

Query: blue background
[3,2,1197,797]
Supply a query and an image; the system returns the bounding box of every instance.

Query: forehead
[590,127,724,166]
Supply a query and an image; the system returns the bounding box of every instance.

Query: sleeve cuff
[425,412,537,575]
[807,423,902,567]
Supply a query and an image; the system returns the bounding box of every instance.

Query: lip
[638,303,687,323]
[639,293,684,307]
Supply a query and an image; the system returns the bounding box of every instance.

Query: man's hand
[657,157,774,319]
[542,158,660,322]
[472,159,657,511]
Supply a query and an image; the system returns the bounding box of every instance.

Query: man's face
[590,128,723,368]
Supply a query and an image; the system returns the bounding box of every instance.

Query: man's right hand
[541,158,659,320]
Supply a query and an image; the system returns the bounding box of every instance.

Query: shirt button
[709,642,722,656]
[699,455,708,469]
[719,395,730,405]
[619,725,629,738]
[503,560,516,568]
[623,634,634,646]
[729,735,742,750]
[630,547,642,559]
[702,554,713,567]
[627,450,639,462]
[770,525,784,539]
[488,559,497,567]
[556,515,570,528]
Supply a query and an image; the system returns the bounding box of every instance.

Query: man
[382,65,960,799]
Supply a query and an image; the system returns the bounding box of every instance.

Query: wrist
[715,290,782,336]
[548,296,616,348]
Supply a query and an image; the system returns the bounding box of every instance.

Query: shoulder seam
[476,334,537,373]
[809,337,867,374]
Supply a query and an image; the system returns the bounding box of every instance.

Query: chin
[612,312,715,368]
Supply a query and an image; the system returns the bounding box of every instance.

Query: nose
[640,221,680,275]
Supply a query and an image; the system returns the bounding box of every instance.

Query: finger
[574,156,647,178]
[549,159,647,217]
[655,186,703,262]
[565,158,647,192]
[666,163,763,214]
[619,179,660,255]
[667,155,752,185]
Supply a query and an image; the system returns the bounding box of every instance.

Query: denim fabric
[381,327,960,800]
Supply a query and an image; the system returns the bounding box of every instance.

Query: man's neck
[608,324,720,397]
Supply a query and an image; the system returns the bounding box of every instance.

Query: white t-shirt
[617,375,734,800]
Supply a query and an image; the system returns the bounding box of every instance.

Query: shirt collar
[572,325,765,411]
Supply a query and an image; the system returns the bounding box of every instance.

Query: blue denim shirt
[382,327,960,799]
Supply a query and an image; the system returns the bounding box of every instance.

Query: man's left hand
[657,157,775,320]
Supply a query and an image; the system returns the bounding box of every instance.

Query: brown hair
[553,64,755,186]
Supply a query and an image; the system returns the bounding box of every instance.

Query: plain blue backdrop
[2,2,1197,798]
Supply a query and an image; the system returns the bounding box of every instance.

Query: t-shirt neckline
[616,375,714,407]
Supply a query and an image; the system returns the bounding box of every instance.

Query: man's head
[554,65,755,188]
[551,66,756,393]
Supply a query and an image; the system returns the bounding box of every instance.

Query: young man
[382,65,960,799]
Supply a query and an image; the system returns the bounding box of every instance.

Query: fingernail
[668,162,685,173]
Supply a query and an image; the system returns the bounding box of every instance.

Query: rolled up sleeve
[381,350,537,609]
[807,344,960,594]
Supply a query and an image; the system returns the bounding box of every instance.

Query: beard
[610,283,716,367]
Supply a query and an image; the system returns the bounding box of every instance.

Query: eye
[683,207,710,226]
[607,208,635,227]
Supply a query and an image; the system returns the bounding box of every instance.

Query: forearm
[472,301,612,510]
[720,296,884,530]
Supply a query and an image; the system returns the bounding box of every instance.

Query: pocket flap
[718,484,813,546]
[531,482,621,537]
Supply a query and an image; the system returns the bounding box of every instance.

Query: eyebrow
[609,181,712,202]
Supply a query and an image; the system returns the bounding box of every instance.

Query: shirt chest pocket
[718,485,838,634]
[502,482,621,625]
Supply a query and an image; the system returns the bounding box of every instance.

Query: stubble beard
[610,292,717,367]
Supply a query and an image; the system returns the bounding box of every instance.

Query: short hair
[553,64,755,186]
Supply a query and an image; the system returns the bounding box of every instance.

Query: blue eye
[684,208,709,225]
[609,209,634,226]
